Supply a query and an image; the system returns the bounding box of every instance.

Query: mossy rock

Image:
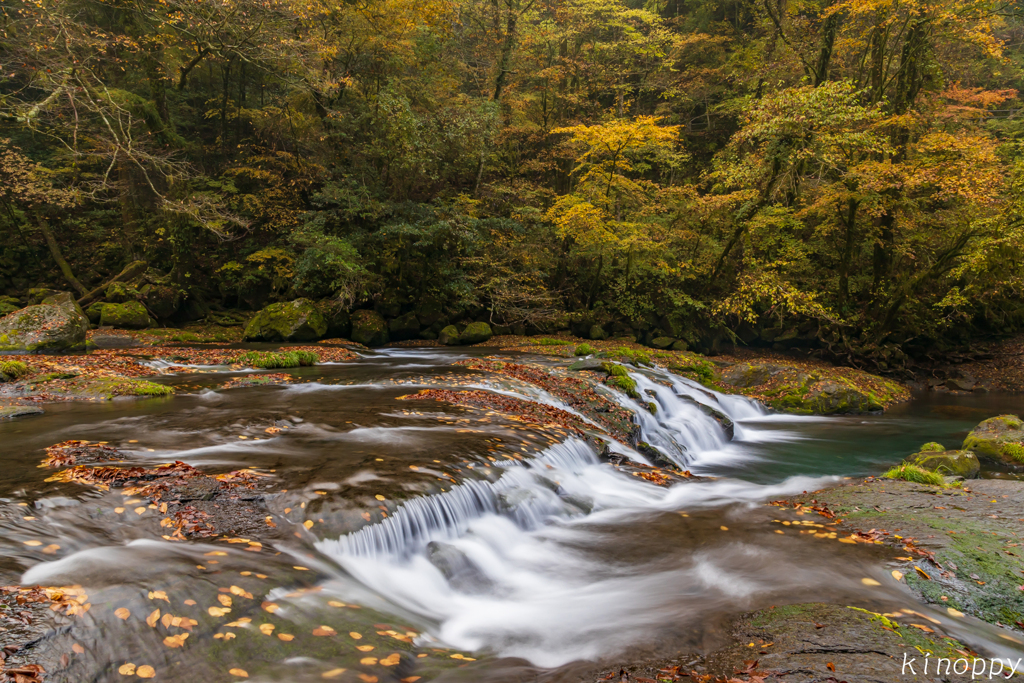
[0,360,30,381]
[41,292,89,327]
[438,325,460,346]
[140,284,182,319]
[242,298,327,342]
[963,415,1024,465]
[85,301,105,324]
[58,377,173,400]
[460,322,492,345]
[650,336,676,350]
[0,405,43,419]
[105,281,141,303]
[350,309,390,347]
[0,303,19,317]
[0,300,89,353]
[27,288,61,305]
[389,311,421,341]
[589,324,608,340]
[100,301,153,330]
[905,448,980,479]
[719,362,782,388]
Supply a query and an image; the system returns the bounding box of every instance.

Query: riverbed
[2,346,1022,682]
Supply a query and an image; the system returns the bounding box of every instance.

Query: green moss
[598,346,652,366]
[532,338,572,346]
[920,442,946,452]
[0,360,29,380]
[574,343,596,356]
[1002,442,1024,463]
[231,351,318,369]
[603,365,640,399]
[881,463,947,487]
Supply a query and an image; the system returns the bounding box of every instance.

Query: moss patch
[881,463,950,487]
[230,351,318,369]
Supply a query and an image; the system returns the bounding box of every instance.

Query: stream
[2,346,1023,682]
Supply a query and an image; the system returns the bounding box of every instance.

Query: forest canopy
[2,0,1024,365]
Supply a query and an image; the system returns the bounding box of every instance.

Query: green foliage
[574,343,596,355]
[881,463,948,487]
[532,338,573,346]
[920,442,946,453]
[230,351,319,369]
[1002,442,1024,464]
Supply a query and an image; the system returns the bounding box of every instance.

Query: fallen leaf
[114,607,130,620]
[259,623,275,635]
[23,540,42,547]
[915,566,932,580]
[891,570,904,581]
[313,625,337,636]
[118,663,136,675]
[826,663,835,672]
[208,606,230,617]
[262,601,279,613]
[380,653,401,666]
[163,634,189,648]
[358,676,378,683]
[356,645,374,652]
[909,623,935,633]
[322,669,346,679]
[229,668,249,678]
[861,578,881,586]
[146,609,160,628]
[375,495,385,501]
[148,591,169,602]
[349,631,363,639]
[72,643,85,654]
[328,600,346,607]
[277,633,294,641]
[360,657,378,665]
[948,607,965,617]
[303,520,314,529]
[218,594,233,607]
[401,678,422,683]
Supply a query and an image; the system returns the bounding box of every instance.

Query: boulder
[460,322,492,345]
[140,284,182,319]
[671,340,688,351]
[350,309,390,347]
[905,445,980,479]
[41,292,89,327]
[963,415,1024,466]
[589,324,608,341]
[719,362,782,388]
[389,312,421,341]
[85,302,105,325]
[317,300,352,339]
[438,325,460,346]
[100,301,153,330]
[650,336,676,350]
[415,299,444,327]
[0,299,89,352]
[0,302,18,317]
[243,299,327,342]
[105,281,140,303]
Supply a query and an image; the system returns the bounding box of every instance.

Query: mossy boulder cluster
[243,298,327,342]
[962,415,1024,466]
[715,361,906,415]
[99,301,153,329]
[903,441,980,479]
[350,309,389,347]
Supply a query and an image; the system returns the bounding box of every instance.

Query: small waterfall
[319,440,599,559]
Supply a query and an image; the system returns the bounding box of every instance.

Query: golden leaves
[322,669,346,679]
[218,594,233,607]
[312,625,336,636]
[163,633,189,648]
[228,668,249,678]
[891,570,904,581]
[114,607,130,620]
[208,606,231,617]
[359,657,378,666]
[380,653,401,666]
[148,590,169,602]
[349,631,362,639]
[146,609,161,628]
[356,645,374,652]
[262,601,279,613]
[137,665,155,678]
[118,663,136,675]
[259,623,275,635]
[277,633,295,641]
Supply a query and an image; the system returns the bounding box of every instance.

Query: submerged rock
[0,404,43,419]
[427,541,494,594]
[100,301,153,329]
[905,442,980,478]
[243,298,327,342]
[963,414,1024,466]
[460,321,493,345]
[350,309,390,347]
[0,299,89,353]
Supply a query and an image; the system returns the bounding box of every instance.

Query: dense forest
[2,0,1024,366]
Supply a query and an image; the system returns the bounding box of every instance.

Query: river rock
[350,309,389,347]
[589,324,608,340]
[105,281,140,303]
[140,284,181,319]
[26,287,61,305]
[389,311,421,341]
[100,301,153,329]
[438,325,460,346]
[963,415,1024,465]
[905,442,980,478]
[0,405,44,419]
[0,299,89,352]
[243,298,327,342]
[85,301,104,324]
[41,292,90,327]
[650,336,676,350]
[719,362,783,388]
[460,321,492,345]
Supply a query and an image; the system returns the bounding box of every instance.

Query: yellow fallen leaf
[184,599,196,606]
[161,613,173,628]
[146,609,161,628]
[259,623,275,635]
[23,540,42,547]
[229,585,254,599]
[720,526,728,531]
[204,551,227,556]
[293,566,309,571]
[134,507,146,515]
[118,663,136,675]
[380,653,401,666]
[114,507,125,514]
[349,631,363,639]
[891,570,904,582]
[328,600,346,607]
[358,676,378,683]
[948,607,965,617]
[208,606,230,617]
[303,520,314,530]
[401,677,422,683]
[909,623,935,633]
[915,566,932,580]
[360,657,378,665]
[262,602,279,613]
[228,668,249,678]
[277,633,294,641]
[356,645,374,652]
[42,544,59,554]
[322,669,346,679]
[163,634,189,648]
[375,495,385,501]
[114,607,130,620]
[218,594,233,607]
[72,643,85,654]
[148,590,169,602]
[861,578,881,586]
[313,625,336,636]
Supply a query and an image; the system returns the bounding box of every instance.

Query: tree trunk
[36,217,87,295]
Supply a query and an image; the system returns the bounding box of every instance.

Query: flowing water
[2,347,1023,682]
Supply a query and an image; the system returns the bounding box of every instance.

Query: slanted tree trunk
[36,217,87,295]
